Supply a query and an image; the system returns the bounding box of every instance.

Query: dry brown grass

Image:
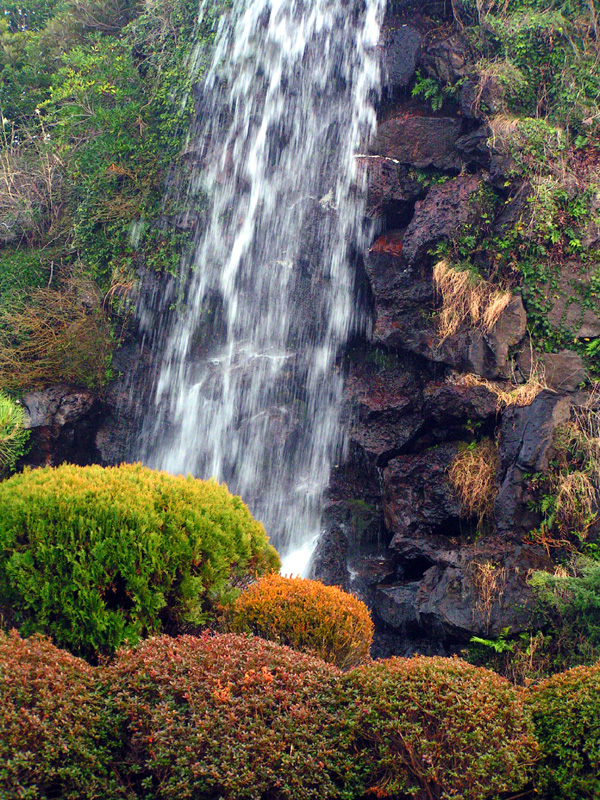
[0,281,113,392]
[554,471,597,539]
[453,369,546,409]
[433,261,512,342]
[471,560,507,633]
[448,438,499,531]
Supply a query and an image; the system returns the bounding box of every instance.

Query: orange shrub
[229,574,373,669]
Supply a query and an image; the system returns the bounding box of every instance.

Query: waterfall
[136,0,384,572]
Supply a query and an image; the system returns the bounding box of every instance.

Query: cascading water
[136,0,384,573]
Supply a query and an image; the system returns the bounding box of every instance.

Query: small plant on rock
[448,437,499,532]
[0,391,29,473]
[433,260,512,342]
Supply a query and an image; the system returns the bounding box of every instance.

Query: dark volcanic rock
[383,442,462,539]
[373,536,552,642]
[310,526,350,590]
[495,390,572,537]
[22,385,104,467]
[357,156,423,219]
[380,23,422,94]
[347,360,425,463]
[419,32,469,85]
[423,381,498,424]
[365,230,436,353]
[455,126,491,168]
[518,349,586,393]
[370,114,464,170]
[459,77,504,120]
[480,294,527,379]
[402,174,482,264]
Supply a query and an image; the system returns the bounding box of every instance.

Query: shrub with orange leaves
[105,633,360,800]
[0,630,125,799]
[228,574,374,669]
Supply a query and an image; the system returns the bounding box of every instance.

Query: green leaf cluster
[0,389,29,473]
[0,463,280,659]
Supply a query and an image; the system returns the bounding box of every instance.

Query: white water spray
[137,0,384,572]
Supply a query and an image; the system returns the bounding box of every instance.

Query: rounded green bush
[338,656,538,800]
[529,660,600,799]
[105,633,357,800]
[0,463,279,659]
[229,573,374,668]
[0,629,124,799]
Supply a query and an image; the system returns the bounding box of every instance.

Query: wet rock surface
[312,12,583,657]
[22,386,104,468]
[370,114,465,171]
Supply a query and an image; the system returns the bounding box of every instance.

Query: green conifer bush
[529,660,600,800]
[0,629,124,799]
[0,463,279,659]
[228,573,374,669]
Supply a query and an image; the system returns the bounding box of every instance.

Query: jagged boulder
[370,114,465,171]
[346,359,425,464]
[379,22,422,95]
[402,174,482,264]
[495,390,572,537]
[373,539,552,641]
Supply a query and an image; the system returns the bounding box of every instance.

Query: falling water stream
[137,0,384,573]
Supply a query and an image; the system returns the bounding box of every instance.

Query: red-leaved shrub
[338,655,538,800]
[105,633,358,800]
[0,630,125,799]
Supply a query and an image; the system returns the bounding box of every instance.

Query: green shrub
[0,463,279,659]
[529,660,600,799]
[0,391,29,473]
[338,656,538,800]
[105,633,357,800]
[0,629,125,799]
[229,573,374,669]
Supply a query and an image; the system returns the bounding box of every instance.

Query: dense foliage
[529,660,600,799]
[0,630,123,799]
[0,463,279,659]
[106,633,355,800]
[339,656,538,800]
[1,629,553,800]
[0,0,213,392]
[229,574,374,669]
